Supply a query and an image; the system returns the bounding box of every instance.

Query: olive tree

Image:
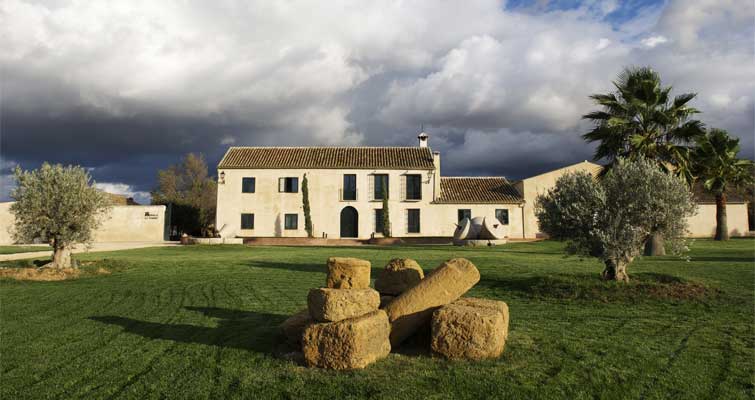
[10,163,112,269]
[535,158,695,282]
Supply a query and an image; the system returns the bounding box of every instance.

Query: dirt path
[0,242,180,262]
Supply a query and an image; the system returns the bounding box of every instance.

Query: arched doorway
[340,206,359,238]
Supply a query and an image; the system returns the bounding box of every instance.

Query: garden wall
[0,202,167,244]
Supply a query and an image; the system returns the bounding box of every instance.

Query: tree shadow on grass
[476,272,716,302]
[89,307,288,354]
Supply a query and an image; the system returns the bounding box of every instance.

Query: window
[458,209,471,221]
[405,174,422,200]
[242,177,256,193]
[241,213,254,229]
[495,209,509,225]
[343,174,357,201]
[407,209,420,233]
[284,214,298,230]
[375,209,385,233]
[373,174,389,200]
[279,177,299,193]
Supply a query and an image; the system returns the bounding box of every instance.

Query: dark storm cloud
[1,0,752,201]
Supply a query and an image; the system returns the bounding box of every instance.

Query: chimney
[433,151,441,201]
[418,131,429,148]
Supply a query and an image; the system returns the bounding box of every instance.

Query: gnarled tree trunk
[601,258,630,282]
[715,193,728,241]
[643,232,665,256]
[48,241,73,269]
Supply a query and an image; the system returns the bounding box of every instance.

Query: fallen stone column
[302,310,391,370]
[383,258,480,347]
[374,258,424,295]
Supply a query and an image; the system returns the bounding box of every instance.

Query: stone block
[430,303,506,360]
[302,310,391,370]
[454,297,510,339]
[307,288,380,322]
[326,257,371,289]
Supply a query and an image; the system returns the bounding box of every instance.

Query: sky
[1,0,753,204]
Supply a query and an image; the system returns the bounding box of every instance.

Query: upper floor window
[458,209,471,221]
[405,174,422,200]
[242,177,256,193]
[495,209,509,225]
[407,209,420,233]
[373,174,389,200]
[241,213,254,229]
[343,174,357,201]
[284,214,298,230]
[279,177,299,193]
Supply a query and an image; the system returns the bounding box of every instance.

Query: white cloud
[0,0,752,183]
[641,35,668,48]
[95,182,151,204]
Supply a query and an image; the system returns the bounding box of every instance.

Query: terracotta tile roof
[437,177,523,204]
[218,147,435,170]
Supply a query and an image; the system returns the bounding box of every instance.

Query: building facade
[215,134,751,240]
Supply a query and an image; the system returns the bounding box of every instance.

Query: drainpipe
[520,202,526,239]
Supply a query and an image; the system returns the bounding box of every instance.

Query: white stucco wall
[216,168,522,239]
[0,202,166,244]
[517,161,603,238]
[686,203,750,238]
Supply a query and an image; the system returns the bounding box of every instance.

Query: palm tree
[691,129,754,240]
[582,66,705,255]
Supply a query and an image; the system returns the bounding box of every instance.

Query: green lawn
[0,245,49,254]
[1,240,753,399]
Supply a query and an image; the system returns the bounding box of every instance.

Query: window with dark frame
[284,213,298,230]
[405,174,422,200]
[242,177,256,193]
[241,213,254,229]
[343,174,357,200]
[373,174,389,200]
[407,209,420,233]
[495,209,509,225]
[458,209,471,221]
[279,177,299,193]
[375,209,384,233]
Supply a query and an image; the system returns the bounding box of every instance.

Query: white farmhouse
[215,133,751,241]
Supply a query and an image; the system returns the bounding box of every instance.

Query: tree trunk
[715,193,729,241]
[51,246,72,269]
[601,258,630,282]
[643,232,666,256]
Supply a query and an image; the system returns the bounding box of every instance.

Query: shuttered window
[407,209,420,233]
[458,209,471,221]
[242,177,256,193]
[405,175,421,200]
[343,174,357,200]
[373,174,388,200]
[495,209,509,225]
[375,209,384,234]
[284,214,298,230]
[241,213,254,229]
[279,177,299,193]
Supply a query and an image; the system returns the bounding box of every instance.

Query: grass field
[1,239,753,399]
[0,245,49,255]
